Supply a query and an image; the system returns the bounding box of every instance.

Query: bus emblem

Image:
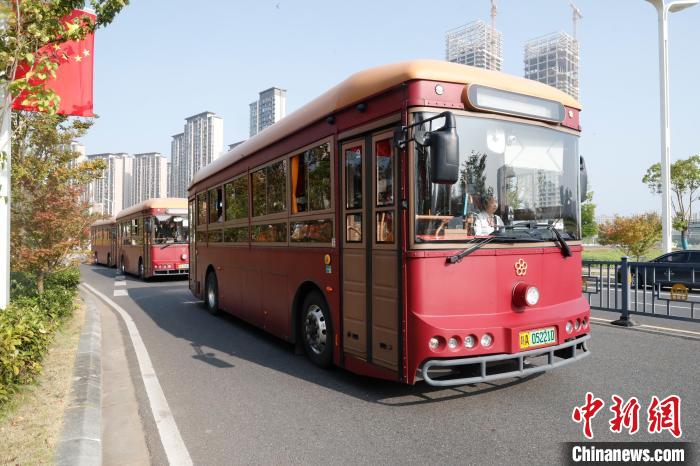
[515,258,528,276]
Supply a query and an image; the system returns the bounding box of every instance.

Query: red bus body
[115,198,190,279]
[90,218,116,267]
[188,61,590,385]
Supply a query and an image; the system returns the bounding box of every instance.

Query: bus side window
[208,186,223,223]
[197,192,207,225]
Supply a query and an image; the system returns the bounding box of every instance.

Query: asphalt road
[82,264,700,466]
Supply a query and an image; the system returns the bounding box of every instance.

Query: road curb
[55,288,102,466]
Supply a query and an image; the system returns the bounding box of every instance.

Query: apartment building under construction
[523,31,580,100]
[445,20,503,71]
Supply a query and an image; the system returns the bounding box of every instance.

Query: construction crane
[570,2,582,39]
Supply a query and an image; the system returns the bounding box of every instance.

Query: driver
[473,194,503,236]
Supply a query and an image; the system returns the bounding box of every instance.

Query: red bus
[90,218,117,267]
[116,198,190,279]
[188,60,590,385]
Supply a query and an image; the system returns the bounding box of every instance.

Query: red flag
[12,9,95,117]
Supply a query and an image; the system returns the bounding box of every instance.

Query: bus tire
[138,258,145,280]
[107,253,112,267]
[301,291,333,368]
[205,270,220,315]
[120,257,125,275]
[93,252,98,264]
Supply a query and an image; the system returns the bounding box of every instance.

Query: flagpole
[0,89,11,310]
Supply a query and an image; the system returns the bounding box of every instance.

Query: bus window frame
[406,107,582,251]
[217,172,251,247]
[341,139,366,250]
[372,130,398,251]
[249,155,289,247]
[287,137,335,248]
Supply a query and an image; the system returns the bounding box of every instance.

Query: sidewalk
[56,288,150,465]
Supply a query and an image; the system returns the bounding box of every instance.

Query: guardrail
[582,257,700,324]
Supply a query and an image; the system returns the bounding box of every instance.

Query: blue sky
[79,0,700,216]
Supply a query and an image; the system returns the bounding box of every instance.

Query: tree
[581,191,597,239]
[642,155,700,249]
[10,111,104,293]
[598,213,662,261]
[1,0,128,115]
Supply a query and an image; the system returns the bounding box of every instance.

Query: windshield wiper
[445,234,530,264]
[547,224,572,257]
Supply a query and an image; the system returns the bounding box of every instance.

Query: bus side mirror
[580,155,588,203]
[416,112,459,184]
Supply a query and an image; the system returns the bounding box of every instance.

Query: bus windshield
[414,113,580,244]
[152,215,189,244]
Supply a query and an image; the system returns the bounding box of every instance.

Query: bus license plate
[178,264,189,269]
[519,327,556,350]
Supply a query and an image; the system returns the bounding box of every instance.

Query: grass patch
[0,299,85,465]
[583,247,664,262]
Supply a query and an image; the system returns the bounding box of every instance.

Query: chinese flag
[12,9,95,117]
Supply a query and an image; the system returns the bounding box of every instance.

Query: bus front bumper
[417,334,590,387]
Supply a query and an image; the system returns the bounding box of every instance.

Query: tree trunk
[36,271,45,295]
[681,230,689,250]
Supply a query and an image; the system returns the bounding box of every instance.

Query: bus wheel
[93,252,98,264]
[107,254,112,267]
[205,271,220,315]
[301,291,332,368]
[120,258,125,275]
[138,259,145,280]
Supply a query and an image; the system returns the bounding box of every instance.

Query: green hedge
[0,268,79,407]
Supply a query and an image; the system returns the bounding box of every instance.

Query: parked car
[617,251,700,289]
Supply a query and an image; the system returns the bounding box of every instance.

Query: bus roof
[189,60,580,191]
[115,198,188,221]
[90,218,115,227]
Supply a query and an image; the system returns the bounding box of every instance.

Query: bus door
[144,217,151,276]
[189,200,197,293]
[340,130,400,373]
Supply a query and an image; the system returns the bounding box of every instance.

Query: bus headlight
[447,337,460,350]
[566,321,573,334]
[481,333,494,348]
[575,319,581,331]
[464,335,477,349]
[429,337,440,351]
[181,253,188,260]
[512,283,540,308]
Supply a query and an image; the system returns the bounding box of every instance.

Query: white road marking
[589,316,700,337]
[114,280,127,287]
[113,289,128,297]
[115,275,125,280]
[81,283,193,466]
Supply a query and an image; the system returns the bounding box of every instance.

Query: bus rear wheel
[301,291,332,368]
[107,253,112,267]
[138,258,145,280]
[205,271,220,315]
[120,257,125,275]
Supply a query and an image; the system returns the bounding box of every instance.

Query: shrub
[0,267,80,407]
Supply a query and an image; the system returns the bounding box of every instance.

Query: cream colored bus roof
[190,59,581,190]
[90,217,116,227]
[115,198,188,220]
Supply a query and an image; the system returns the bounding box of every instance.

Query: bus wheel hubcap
[304,305,326,355]
[207,283,216,308]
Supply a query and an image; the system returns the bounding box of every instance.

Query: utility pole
[570,2,583,39]
[0,90,10,310]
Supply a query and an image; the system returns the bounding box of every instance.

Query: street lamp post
[645,0,699,253]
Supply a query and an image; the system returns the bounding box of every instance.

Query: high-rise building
[169,133,185,197]
[169,112,224,198]
[86,153,134,216]
[249,101,259,138]
[523,31,580,100]
[249,87,286,137]
[133,152,168,204]
[445,20,502,71]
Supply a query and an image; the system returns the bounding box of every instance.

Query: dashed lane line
[80,282,193,466]
[115,280,127,287]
